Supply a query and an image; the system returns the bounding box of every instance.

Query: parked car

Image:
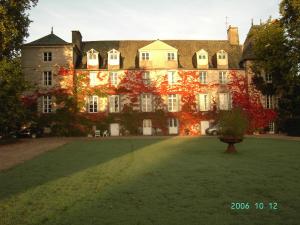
[205,124,220,136]
[17,127,43,138]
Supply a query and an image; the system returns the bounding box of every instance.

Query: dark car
[205,124,220,136]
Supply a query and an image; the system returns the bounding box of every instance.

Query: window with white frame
[265,95,273,109]
[168,94,178,112]
[43,71,52,86]
[266,74,272,83]
[43,52,52,61]
[88,96,98,113]
[42,96,52,113]
[89,72,98,86]
[218,50,226,59]
[109,95,120,113]
[108,49,120,66]
[88,51,97,60]
[110,72,118,86]
[142,71,150,85]
[219,71,227,84]
[219,93,229,110]
[199,71,207,84]
[169,118,178,127]
[168,71,176,85]
[199,94,210,111]
[199,54,206,59]
[141,52,150,60]
[141,93,152,112]
[168,52,175,61]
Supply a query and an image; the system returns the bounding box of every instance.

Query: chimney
[72,30,82,51]
[227,26,240,45]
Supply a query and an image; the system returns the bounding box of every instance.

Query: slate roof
[241,25,262,62]
[78,40,243,70]
[24,33,70,46]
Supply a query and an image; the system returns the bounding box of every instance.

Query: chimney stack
[72,30,82,51]
[227,26,240,45]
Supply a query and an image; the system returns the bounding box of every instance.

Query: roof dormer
[216,50,228,69]
[196,49,209,69]
[138,40,178,69]
[108,49,120,70]
[87,48,99,69]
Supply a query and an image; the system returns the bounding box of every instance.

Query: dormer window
[89,52,97,60]
[216,50,228,69]
[87,49,99,69]
[141,52,150,60]
[218,50,227,59]
[108,49,120,66]
[196,49,209,69]
[168,52,176,61]
[199,54,206,60]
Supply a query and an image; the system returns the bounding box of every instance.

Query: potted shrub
[218,107,249,153]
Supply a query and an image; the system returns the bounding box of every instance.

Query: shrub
[218,107,249,139]
[284,118,300,136]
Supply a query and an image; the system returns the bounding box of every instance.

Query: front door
[110,123,120,136]
[169,118,178,135]
[143,119,152,135]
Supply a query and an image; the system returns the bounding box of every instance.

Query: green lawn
[0,137,299,225]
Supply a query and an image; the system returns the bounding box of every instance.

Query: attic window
[110,53,118,60]
[199,54,206,59]
[108,49,120,66]
[88,50,97,60]
[141,52,149,60]
[218,50,227,59]
[168,53,175,61]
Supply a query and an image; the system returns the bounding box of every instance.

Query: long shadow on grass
[0,138,170,201]
[37,138,300,225]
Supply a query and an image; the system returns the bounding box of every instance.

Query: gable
[139,40,178,52]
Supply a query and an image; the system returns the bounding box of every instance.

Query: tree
[280,0,300,77]
[0,58,27,134]
[252,3,300,133]
[0,0,38,135]
[0,0,38,60]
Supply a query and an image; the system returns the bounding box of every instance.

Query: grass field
[0,137,299,225]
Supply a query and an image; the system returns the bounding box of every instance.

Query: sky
[26,0,281,44]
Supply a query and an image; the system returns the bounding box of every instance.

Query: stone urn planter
[219,136,243,153]
[217,108,249,153]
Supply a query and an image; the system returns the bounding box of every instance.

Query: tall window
[141,52,149,60]
[43,96,52,113]
[43,52,52,61]
[88,96,98,113]
[90,72,98,86]
[168,52,175,61]
[142,71,150,85]
[199,94,210,111]
[219,71,227,84]
[265,95,273,109]
[43,71,52,86]
[168,71,176,85]
[141,94,152,112]
[219,93,229,110]
[109,95,120,113]
[110,72,118,86]
[168,94,178,112]
[199,71,207,84]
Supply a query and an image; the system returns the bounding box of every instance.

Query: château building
[21,25,276,136]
